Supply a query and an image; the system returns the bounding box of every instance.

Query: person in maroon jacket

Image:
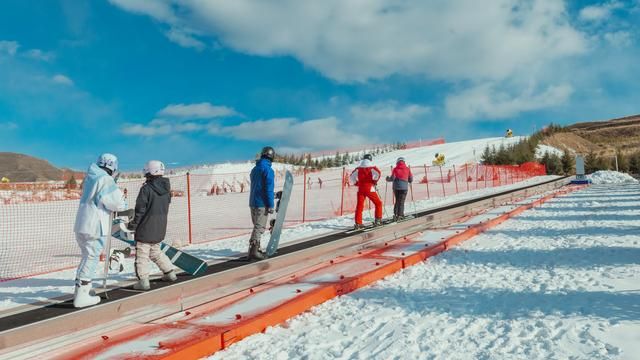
[386,157,413,220]
[349,154,383,228]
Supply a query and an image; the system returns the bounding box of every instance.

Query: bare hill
[0,153,63,182]
[541,114,640,156]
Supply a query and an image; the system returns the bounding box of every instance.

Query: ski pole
[409,183,417,215]
[375,186,390,220]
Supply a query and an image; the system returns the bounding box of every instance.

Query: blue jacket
[249,158,275,208]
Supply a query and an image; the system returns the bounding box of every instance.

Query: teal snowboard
[111,219,208,276]
[266,170,294,256]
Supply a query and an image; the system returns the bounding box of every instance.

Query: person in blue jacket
[248,146,275,260]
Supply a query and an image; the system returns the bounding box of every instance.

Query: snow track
[210,184,640,360]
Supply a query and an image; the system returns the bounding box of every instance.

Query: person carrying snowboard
[386,157,413,221]
[248,146,276,260]
[127,160,177,291]
[350,154,383,229]
[73,153,126,308]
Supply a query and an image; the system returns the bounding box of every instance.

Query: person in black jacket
[127,160,176,290]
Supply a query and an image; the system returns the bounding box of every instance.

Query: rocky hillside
[541,114,640,156]
[0,152,63,182]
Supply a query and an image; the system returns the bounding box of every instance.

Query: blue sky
[0,0,639,170]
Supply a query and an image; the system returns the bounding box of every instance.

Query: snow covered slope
[180,137,524,176]
[209,184,640,360]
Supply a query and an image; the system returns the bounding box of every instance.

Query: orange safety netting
[0,162,545,281]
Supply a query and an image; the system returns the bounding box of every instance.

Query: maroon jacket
[387,161,413,191]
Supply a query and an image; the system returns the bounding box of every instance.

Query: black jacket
[129,176,171,244]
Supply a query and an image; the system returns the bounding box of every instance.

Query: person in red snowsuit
[349,154,383,228]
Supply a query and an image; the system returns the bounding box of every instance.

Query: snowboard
[265,170,294,256]
[111,219,208,276]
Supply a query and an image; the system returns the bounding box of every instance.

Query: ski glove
[127,222,137,231]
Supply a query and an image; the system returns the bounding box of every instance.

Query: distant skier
[386,157,413,220]
[350,154,383,229]
[73,153,126,308]
[317,177,323,189]
[126,160,177,291]
[248,146,276,260]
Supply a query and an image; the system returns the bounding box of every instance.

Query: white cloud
[445,83,573,120]
[0,40,19,56]
[121,118,205,136]
[603,31,633,47]
[157,102,237,118]
[24,49,55,62]
[109,0,587,83]
[166,28,206,50]
[579,1,623,22]
[350,101,430,126]
[52,74,74,86]
[210,117,368,149]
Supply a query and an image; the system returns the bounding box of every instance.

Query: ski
[111,219,208,276]
[265,170,294,256]
[345,215,416,234]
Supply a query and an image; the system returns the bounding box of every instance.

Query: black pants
[394,190,408,217]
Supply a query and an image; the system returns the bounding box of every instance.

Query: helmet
[435,153,439,158]
[363,154,373,161]
[143,160,165,176]
[396,157,405,164]
[261,146,275,161]
[97,153,118,173]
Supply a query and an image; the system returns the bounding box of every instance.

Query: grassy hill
[0,152,63,182]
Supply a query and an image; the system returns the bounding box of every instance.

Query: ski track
[208,184,640,360]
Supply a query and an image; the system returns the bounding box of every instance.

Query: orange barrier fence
[0,162,545,281]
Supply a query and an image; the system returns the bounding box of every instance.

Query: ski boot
[353,223,366,230]
[162,270,177,282]
[248,245,268,260]
[73,280,101,308]
[374,218,384,227]
[134,278,151,291]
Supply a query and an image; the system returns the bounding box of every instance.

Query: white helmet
[143,160,165,176]
[396,157,405,163]
[97,153,118,173]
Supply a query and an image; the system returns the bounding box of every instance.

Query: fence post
[186,172,193,245]
[485,166,488,188]
[340,167,346,216]
[465,164,470,192]
[475,164,479,190]
[424,164,430,199]
[453,165,459,194]
[303,168,307,223]
[439,166,446,197]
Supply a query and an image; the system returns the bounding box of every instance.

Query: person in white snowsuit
[73,153,126,308]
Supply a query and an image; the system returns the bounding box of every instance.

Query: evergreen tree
[561,149,574,175]
[65,175,77,190]
[480,146,493,164]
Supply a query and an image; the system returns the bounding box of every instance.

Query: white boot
[162,270,177,282]
[73,281,101,308]
[134,278,150,291]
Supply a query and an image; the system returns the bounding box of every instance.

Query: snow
[174,136,524,176]
[535,144,563,159]
[207,184,640,360]
[588,170,638,185]
[0,175,558,312]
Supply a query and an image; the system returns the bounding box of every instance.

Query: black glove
[127,222,136,231]
[386,176,392,181]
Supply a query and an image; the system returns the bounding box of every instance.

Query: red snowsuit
[349,160,383,225]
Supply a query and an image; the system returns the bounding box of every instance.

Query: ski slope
[208,184,640,360]
[175,136,524,176]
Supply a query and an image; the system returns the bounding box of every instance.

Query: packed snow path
[209,184,640,360]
